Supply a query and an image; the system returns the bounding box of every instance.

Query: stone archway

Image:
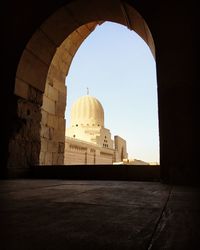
[11,0,156,169]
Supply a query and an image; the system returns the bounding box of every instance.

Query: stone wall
[8,85,42,169]
[39,65,66,165]
[114,136,128,162]
[64,137,114,165]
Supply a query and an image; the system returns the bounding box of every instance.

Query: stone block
[57,153,64,165]
[47,84,58,101]
[44,152,53,165]
[52,152,59,164]
[53,77,65,92]
[58,142,65,153]
[53,127,65,142]
[86,22,99,31]
[41,138,48,152]
[49,127,54,140]
[47,114,55,128]
[26,29,56,65]
[41,109,48,126]
[16,49,48,92]
[54,51,73,75]
[65,1,100,25]
[28,86,43,105]
[15,78,29,99]
[57,51,73,76]
[41,126,50,139]
[39,151,45,165]
[42,95,56,114]
[62,49,73,67]
[58,117,66,132]
[50,64,66,83]
[44,81,49,92]
[17,100,31,119]
[68,30,84,47]
[53,116,59,129]
[47,65,66,92]
[50,46,68,73]
[143,21,155,58]
[62,38,77,57]
[31,141,40,164]
[76,24,92,39]
[47,141,58,153]
[28,120,41,141]
[18,99,41,122]
[55,91,66,116]
[40,6,79,46]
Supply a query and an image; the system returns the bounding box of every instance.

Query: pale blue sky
[65,21,159,163]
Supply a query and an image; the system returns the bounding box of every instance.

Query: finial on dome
[87,87,89,95]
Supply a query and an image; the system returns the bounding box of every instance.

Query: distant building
[148,162,159,165]
[114,158,150,165]
[64,95,128,164]
[126,159,150,165]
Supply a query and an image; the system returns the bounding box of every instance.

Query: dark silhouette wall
[1,0,197,184]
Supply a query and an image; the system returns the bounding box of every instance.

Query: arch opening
[11,0,158,172]
[64,21,159,166]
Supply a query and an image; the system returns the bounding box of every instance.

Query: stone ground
[0,180,199,250]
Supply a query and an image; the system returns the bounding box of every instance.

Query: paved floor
[0,180,199,250]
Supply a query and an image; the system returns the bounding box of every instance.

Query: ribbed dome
[70,95,104,127]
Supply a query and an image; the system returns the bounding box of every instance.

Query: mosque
[64,94,128,165]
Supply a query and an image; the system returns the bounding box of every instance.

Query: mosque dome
[70,95,104,127]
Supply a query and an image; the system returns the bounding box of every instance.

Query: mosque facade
[64,95,128,165]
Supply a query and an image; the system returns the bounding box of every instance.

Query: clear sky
[65,21,160,163]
